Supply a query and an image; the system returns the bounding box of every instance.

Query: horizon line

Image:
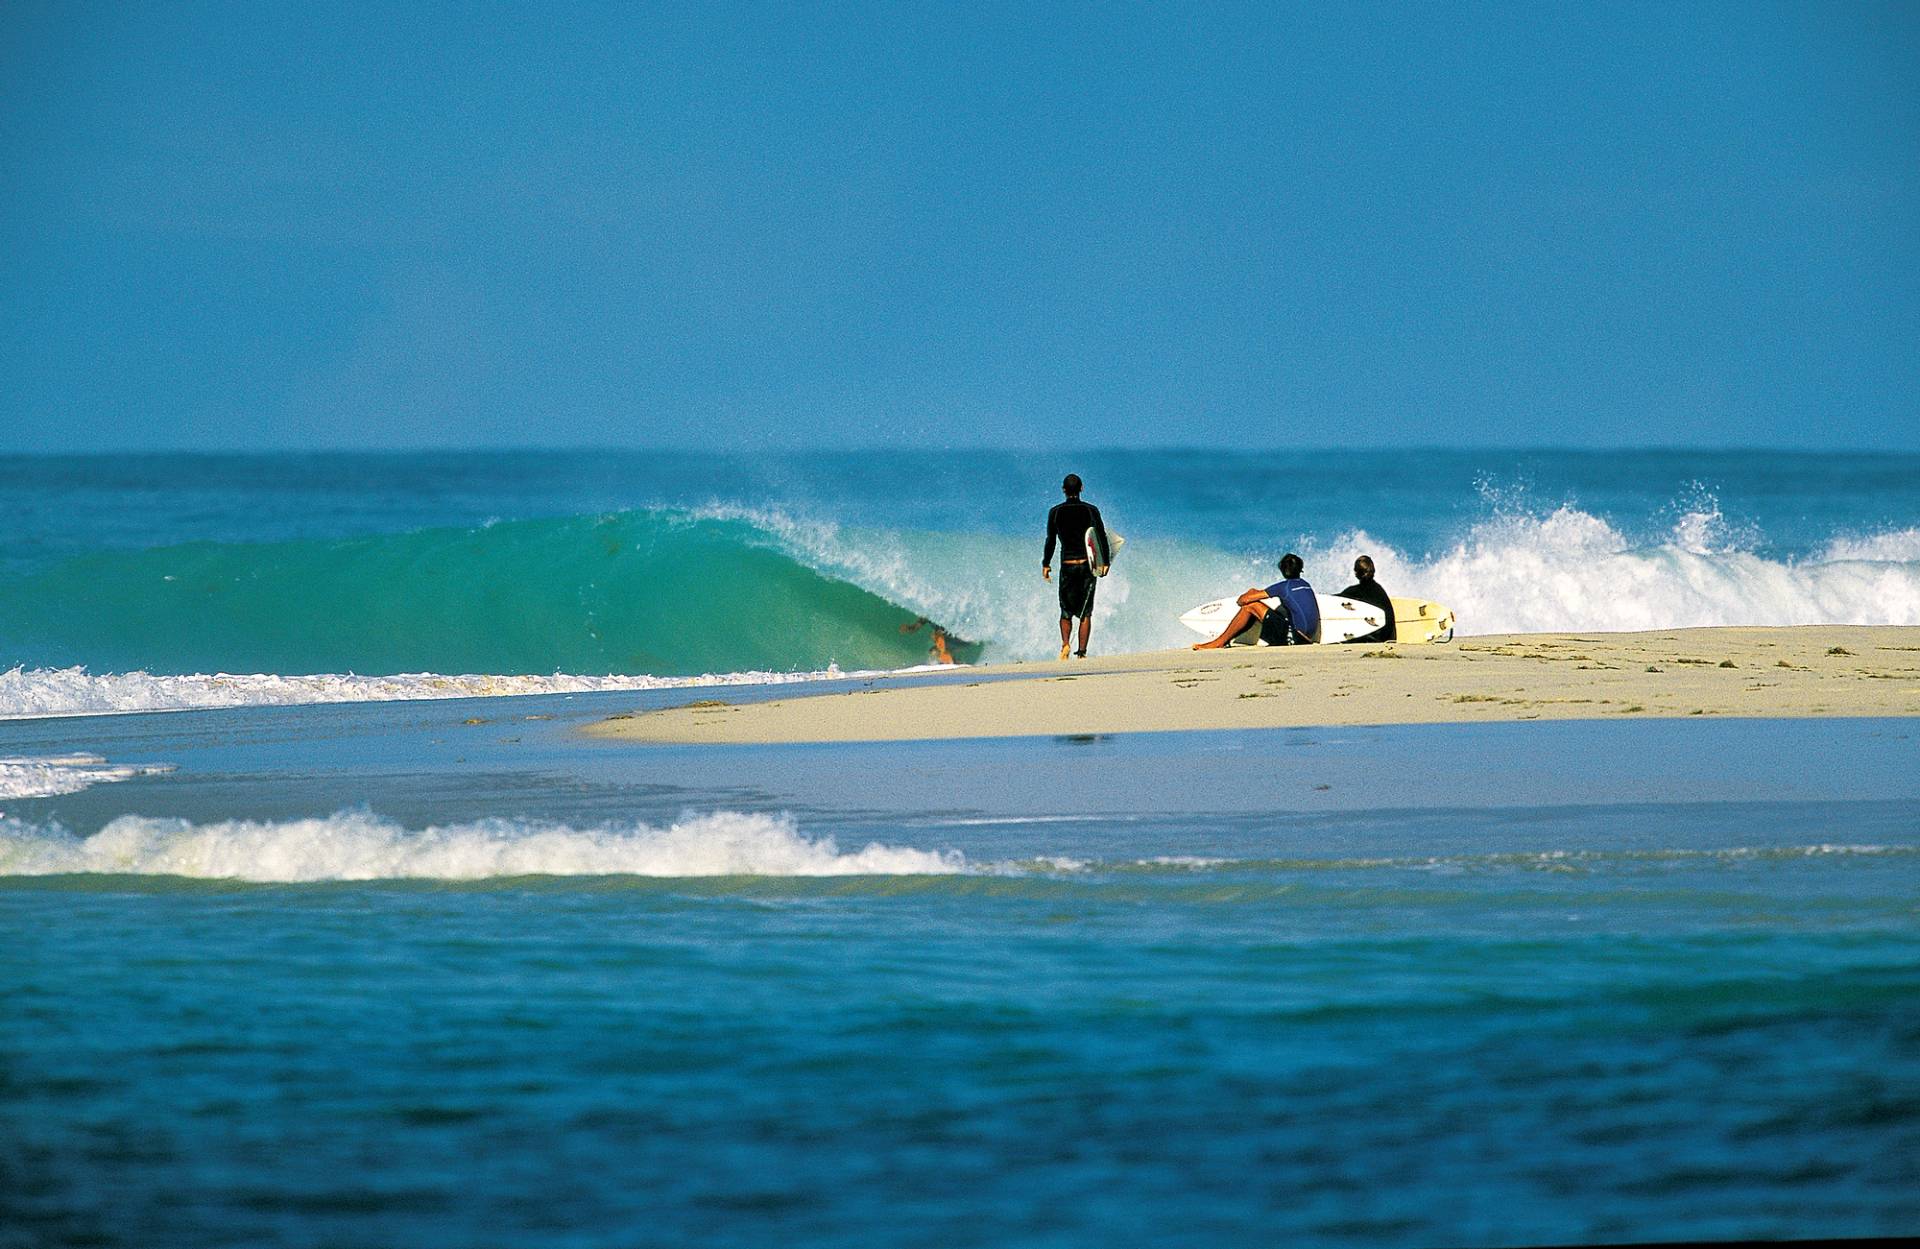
[3,443,1917,459]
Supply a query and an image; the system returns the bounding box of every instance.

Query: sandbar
[586,626,1920,746]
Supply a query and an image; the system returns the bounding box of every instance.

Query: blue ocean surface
[1,449,1917,715]
[1,693,1916,1248]
[2,451,1917,1246]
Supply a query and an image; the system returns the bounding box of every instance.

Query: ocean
[2,448,1918,713]
[2,449,1917,1247]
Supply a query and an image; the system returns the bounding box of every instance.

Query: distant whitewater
[2,805,1904,882]
[0,810,965,880]
[0,663,858,720]
[1,450,1915,718]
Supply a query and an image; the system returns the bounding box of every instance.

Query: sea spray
[1299,508,1920,636]
[777,504,1920,655]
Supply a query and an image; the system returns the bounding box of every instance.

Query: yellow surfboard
[1390,598,1456,644]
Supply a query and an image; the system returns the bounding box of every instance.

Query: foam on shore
[0,664,862,721]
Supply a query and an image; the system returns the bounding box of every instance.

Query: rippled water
[1,699,1914,1247]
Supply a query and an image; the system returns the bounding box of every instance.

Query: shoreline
[585,625,1920,746]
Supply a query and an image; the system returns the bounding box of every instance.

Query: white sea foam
[704,503,1256,661]
[7,504,1916,718]
[1822,528,1920,563]
[0,810,965,881]
[0,664,862,722]
[3,814,1897,882]
[1286,511,1920,639]
[722,501,1920,655]
[0,753,173,800]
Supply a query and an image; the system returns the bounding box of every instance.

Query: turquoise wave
[0,511,980,676]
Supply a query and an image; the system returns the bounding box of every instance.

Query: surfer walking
[1335,555,1396,644]
[1042,473,1111,660]
[1192,553,1320,649]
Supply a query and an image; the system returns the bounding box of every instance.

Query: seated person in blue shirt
[1191,553,1320,649]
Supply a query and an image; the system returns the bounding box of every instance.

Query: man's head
[1278,553,1303,579]
[1062,473,1082,497]
[1352,554,1376,581]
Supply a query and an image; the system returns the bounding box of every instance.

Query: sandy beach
[587,625,1920,745]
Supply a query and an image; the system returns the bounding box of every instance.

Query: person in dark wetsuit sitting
[1334,554,1395,644]
[1192,553,1320,649]
[1041,473,1111,660]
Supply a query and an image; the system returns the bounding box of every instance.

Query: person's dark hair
[1279,553,1303,579]
[1062,473,1082,496]
[1353,554,1376,580]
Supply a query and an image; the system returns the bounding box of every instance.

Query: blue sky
[2,1,1916,452]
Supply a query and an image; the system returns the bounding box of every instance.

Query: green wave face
[0,512,980,675]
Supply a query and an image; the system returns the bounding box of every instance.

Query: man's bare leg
[1075,614,1092,657]
[1192,603,1266,650]
[1059,616,1072,661]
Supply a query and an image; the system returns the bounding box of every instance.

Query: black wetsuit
[1335,577,1396,644]
[1043,497,1109,619]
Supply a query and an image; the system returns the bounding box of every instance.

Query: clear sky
[2,1,1916,452]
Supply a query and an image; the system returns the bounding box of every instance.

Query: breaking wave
[0,807,1905,883]
[2,495,1915,719]
[0,810,964,881]
[672,504,1920,655]
[768,501,1920,656]
[0,753,174,800]
[0,510,981,679]
[1314,508,1920,637]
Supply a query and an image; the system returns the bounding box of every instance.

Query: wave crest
[0,510,980,679]
[729,496,1920,655]
[0,810,966,881]
[2,496,1915,712]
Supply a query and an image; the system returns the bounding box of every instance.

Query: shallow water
[2,701,1914,1246]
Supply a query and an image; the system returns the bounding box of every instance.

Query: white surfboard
[1314,593,1392,643]
[1086,527,1124,577]
[1178,592,1433,645]
[1179,594,1268,644]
